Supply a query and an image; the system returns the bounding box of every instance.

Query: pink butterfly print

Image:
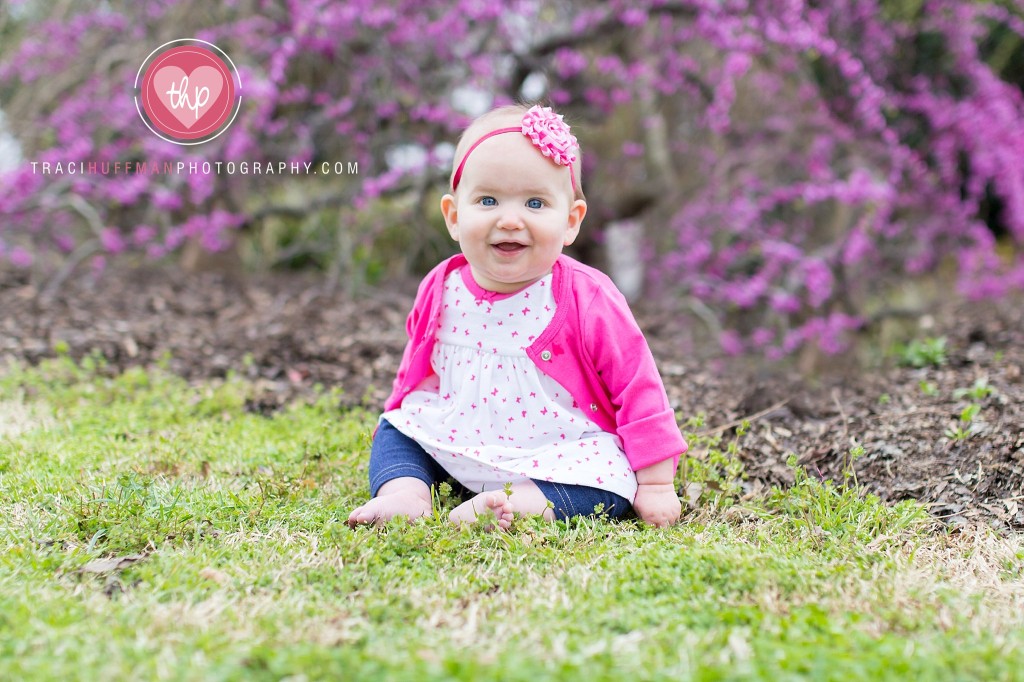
[532,460,539,468]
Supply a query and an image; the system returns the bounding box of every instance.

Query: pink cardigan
[384,254,687,472]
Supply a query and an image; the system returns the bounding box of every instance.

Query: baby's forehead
[466,134,560,173]
[458,114,522,147]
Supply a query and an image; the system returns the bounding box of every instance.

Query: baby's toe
[347,505,375,527]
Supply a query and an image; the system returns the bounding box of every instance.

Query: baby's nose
[496,208,526,229]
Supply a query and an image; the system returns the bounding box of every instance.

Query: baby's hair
[450,102,586,202]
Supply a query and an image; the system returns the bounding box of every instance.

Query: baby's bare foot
[347,492,432,527]
[449,492,514,531]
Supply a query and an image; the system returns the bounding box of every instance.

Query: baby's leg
[347,477,432,526]
[348,419,443,527]
[449,480,554,530]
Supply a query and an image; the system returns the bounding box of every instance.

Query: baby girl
[348,104,687,529]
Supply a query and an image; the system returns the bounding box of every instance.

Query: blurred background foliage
[0,0,1021,357]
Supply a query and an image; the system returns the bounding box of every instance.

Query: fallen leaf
[1004,499,1019,517]
[684,482,703,506]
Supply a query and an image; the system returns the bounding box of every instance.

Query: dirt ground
[2,264,1022,532]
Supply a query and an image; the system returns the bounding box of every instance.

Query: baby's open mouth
[493,242,527,252]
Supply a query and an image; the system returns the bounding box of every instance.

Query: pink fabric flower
[521,105,578,167]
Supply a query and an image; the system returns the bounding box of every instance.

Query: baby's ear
[564,199,587,245]
[440,194,459,240]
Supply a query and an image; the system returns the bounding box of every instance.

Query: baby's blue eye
[526,198,543,209]
[481,196,497,206]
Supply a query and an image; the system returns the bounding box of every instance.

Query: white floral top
[382,266,638,501]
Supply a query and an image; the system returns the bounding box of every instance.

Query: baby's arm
[633,458,682,527]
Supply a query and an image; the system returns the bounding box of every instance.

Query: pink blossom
[100,228,126,254]
[8,247,33,269]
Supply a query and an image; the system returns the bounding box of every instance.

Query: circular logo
[135,39,241,145]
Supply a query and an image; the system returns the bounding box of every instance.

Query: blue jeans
[369,419,633,521]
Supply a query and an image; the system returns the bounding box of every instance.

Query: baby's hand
[633,483,682,527]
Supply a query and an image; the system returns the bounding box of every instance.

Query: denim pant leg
[369,419,452,497]
[531,480,634,522]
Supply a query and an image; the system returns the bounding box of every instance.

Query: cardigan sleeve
[581,285,687,471]
[383,263,442,411]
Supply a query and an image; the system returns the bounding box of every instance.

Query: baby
[348,104,686,529]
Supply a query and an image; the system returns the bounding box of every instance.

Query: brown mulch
[2,263,1023,532]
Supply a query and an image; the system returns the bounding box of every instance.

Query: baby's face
[441,132,587,293]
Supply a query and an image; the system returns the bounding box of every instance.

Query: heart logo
[152,65,224,129]
[136,40,240,144]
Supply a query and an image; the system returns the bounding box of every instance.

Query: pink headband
[451,105,579,194]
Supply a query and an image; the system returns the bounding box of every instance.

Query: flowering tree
[1,0,1021,356]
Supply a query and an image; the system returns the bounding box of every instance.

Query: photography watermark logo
[135,39,241,145]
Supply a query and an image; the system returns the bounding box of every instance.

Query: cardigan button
[540,350,552,361]
[590,403,598,412]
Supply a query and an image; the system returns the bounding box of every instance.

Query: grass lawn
[2,355,1023,681]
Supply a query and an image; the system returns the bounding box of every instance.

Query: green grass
[2,356,1023,681]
